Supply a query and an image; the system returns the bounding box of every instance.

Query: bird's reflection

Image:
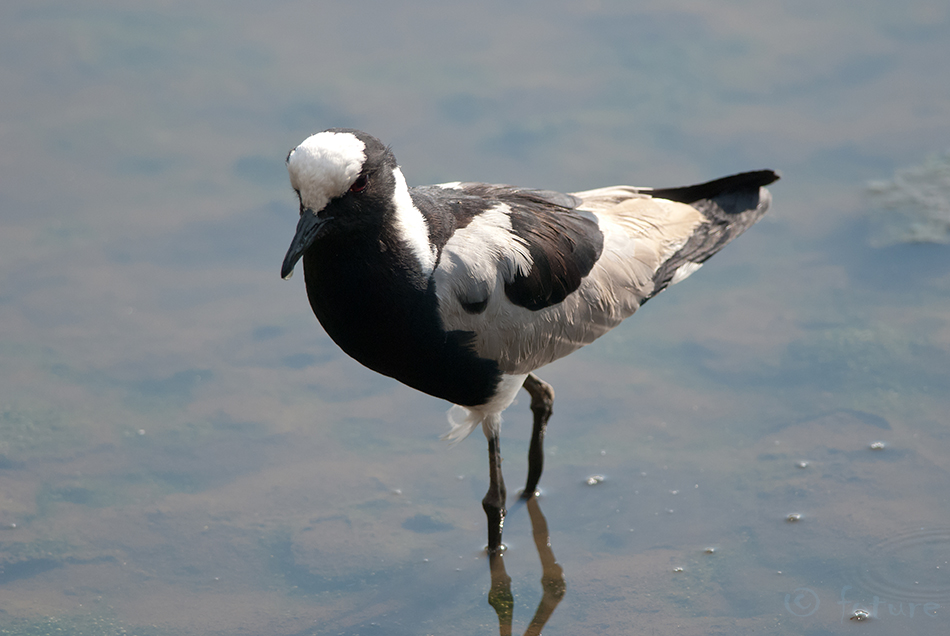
[486,496,565,635]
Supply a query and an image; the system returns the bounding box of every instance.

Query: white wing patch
[287,131,366,213]
[391,167,438,275]
[670,261,703,285]
[434,203,533,310]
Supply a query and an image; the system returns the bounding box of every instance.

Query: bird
[280,128,778,552]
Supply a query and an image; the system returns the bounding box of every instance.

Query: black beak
[281,209,325,280]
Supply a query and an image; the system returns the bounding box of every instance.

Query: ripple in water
[849,527,950,603]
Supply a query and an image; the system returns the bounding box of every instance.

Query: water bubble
[870,441,886,450]
[850,608,870,621]
[796,460,809,469]
[673,567,684,573]
[585,475,605,486]
[786,513,802,522]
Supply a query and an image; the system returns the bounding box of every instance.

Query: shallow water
[2,1,950,634]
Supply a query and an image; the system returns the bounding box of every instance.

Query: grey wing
[432,172,776,374]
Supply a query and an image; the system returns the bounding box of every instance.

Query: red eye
[350,175,368,192]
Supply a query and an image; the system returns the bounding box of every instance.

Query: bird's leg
[483,431,507,553]
[521,373,554,499]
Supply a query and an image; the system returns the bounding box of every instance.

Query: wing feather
[431,171,775,374]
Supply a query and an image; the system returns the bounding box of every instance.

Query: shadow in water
[487,496,566,635]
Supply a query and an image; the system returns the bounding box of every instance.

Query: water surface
[2,1,950,634]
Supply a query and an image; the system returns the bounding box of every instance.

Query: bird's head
[281,128,395,279]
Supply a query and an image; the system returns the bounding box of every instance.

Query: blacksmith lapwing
[281,128,778,552]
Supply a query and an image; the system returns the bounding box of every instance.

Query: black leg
[483,431,507,553]
[521,373,554,499]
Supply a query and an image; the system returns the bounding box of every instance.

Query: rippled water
[849,527,950,604]
[2,1,950,635]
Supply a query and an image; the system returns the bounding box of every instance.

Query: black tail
[649,170,780,205]
[645,170,779,301]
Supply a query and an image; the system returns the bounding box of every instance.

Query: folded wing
[432,171,777,374]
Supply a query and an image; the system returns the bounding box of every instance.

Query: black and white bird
[281,128,778,552]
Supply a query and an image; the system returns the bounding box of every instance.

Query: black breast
[302,232,501,407]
